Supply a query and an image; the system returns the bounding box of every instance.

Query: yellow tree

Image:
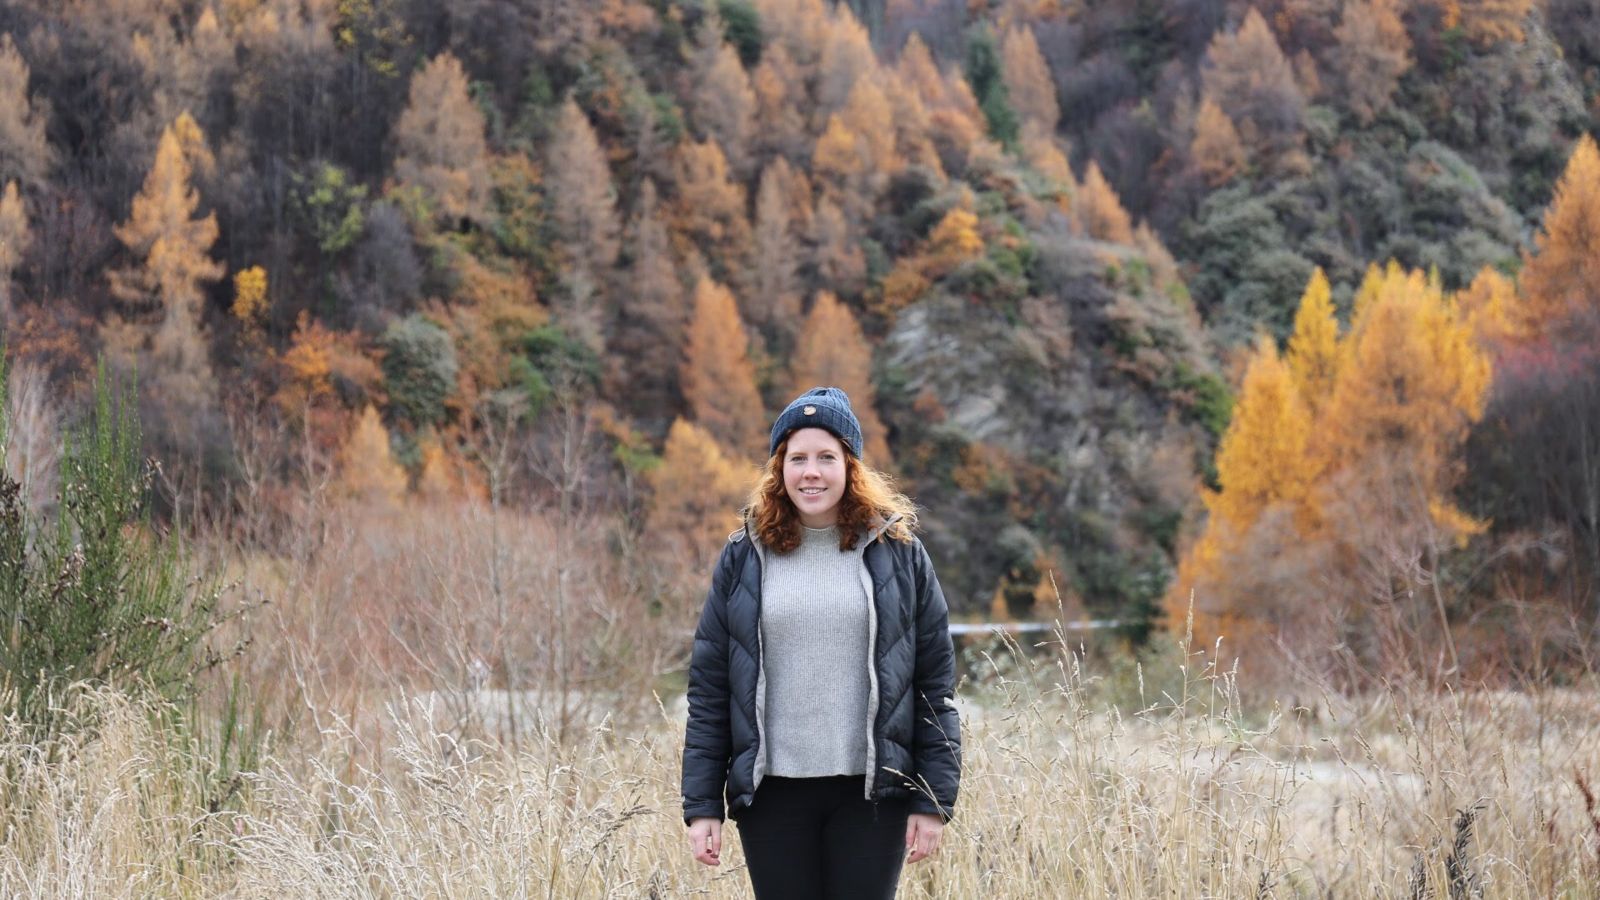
[1519,134,1600,339]
[925,203,985,278]
[105,113,224,406]
[1318,264,1491,530]
[648,418,756,569]
[1077,161,1134,244]
[682,276,766,460]
[1190,99,1247,187]
[1285,267,1341,413]
[788,291,892,464]
[339,404,408,506]
[1455,265,1521,344]
[1169,334,1315,644]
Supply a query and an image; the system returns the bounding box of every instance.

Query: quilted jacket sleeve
[681,541,737,824]
[910,538,962,821]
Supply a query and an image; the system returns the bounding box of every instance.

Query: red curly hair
[748,435,918,554]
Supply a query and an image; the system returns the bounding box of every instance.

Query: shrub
[380,314,458,429]
[0,365,236,735]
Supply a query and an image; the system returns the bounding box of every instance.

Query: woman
[681,386,962,899]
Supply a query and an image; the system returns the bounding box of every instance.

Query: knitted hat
[769,387,864,459]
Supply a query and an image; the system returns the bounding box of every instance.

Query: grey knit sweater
[759,524,871,778]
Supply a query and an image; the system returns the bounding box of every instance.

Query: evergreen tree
[964,24,1020,148]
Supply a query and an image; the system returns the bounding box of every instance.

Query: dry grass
[5,637,1600,898]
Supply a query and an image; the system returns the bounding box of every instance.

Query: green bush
[380,315,459,429]
[0,365,236,736]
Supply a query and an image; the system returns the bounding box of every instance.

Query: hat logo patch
[803,405,816,415]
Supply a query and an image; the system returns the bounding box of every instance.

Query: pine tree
[750,160,805,348]
[1000,25,1058,139]
[751,43,810,163]
[965,24,1021,148]
[1202,7,1308,174]
[810,196,866,296]
[1077,161,1134,244]
[673,138,750,270]
[546,97,621,326]
[816,8,877,125]
[1330,0,1412,125]
[393,52,491,226]
[611,179,686,425]
[838,77,900,181]
[691,10,757,177]
[0,35,53,188]
[0,180,29,322]
[1519,134,1600,340]
[105,113,224,403]
[788,291,892,463]
[1285,267,1341,414]
[681,276,766,459]
[1190,98,1247,187]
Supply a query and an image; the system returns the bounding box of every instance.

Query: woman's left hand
[904,813,944,864]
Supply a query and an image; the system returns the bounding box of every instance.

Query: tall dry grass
[6,625,1600,898]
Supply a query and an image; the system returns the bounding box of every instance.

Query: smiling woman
[681,387,963,900]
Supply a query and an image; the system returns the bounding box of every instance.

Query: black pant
[735,775,910,900]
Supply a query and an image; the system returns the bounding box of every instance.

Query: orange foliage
[1519,134,1600,341]
[788,291,892,464]
[1285,267,1340,413]
[681,276,766,460]
[1190,99,1246,187]
[647,417,756,569]
[1077,161,1134,244]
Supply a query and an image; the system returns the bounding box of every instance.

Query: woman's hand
[687,817,722,866]
[904,812,944,864]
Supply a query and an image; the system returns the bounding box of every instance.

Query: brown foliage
[788,291,892,464]
[393,52,491,226]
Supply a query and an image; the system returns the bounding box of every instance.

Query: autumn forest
[0,0,1597,699]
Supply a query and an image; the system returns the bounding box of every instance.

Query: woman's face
[782,427,848,528]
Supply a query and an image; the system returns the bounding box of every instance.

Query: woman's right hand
[687,817,722,866]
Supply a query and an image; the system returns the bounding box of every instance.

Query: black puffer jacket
[681,521,962,823]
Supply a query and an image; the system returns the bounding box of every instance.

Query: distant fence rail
[947,620,1122,636]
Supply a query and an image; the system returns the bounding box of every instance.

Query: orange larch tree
[1190,98,1247,187]
[1518,134,1600,341]
[393,52,491,226]
[1076,161,1134,244]
[1000,25,1058,139]
[681,276,767,460]
[788,291,892,464]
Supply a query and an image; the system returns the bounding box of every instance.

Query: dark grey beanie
[769,387,864,459]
